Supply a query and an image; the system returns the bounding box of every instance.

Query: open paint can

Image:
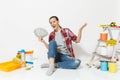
[100,60,108,71]
[100,32,108,41]
[108,61,117,73]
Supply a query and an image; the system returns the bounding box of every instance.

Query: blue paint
[100,61,108,71]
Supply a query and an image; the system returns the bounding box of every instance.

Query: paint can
[100,32,108,41]
[108,61,117,73]
[100,61,108,71]
[18,49,25,62]
[25,50,34,67]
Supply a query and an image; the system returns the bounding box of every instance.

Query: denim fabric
[48,40,81,69]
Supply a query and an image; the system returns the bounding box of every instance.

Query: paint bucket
[100,32,108,41]
[25,50,34,67]
[108,61,117,73]
[100,61,108,71]
[18,49,25,62]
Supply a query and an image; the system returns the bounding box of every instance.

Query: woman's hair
[49,16,59,21]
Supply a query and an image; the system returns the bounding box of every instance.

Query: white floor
[0,54,120,80]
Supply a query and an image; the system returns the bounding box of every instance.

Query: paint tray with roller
[34,28,48,38]
[0,61,21,72]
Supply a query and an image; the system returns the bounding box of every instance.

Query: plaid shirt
[49,28,77,58]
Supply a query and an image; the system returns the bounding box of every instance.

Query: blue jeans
[48,40,81,69]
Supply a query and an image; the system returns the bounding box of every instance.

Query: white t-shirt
[55,32,70,55]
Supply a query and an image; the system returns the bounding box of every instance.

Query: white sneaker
[40,63,49,68]
[46,64,56,76]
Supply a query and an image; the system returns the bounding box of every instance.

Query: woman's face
[49,18,59,31]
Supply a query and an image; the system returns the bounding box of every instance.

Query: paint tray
[0,61,21,72]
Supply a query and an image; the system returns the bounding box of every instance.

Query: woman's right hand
[38,36,48,49]
[38,36,44,43]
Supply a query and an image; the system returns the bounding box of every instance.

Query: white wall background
[0,0,119,61]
